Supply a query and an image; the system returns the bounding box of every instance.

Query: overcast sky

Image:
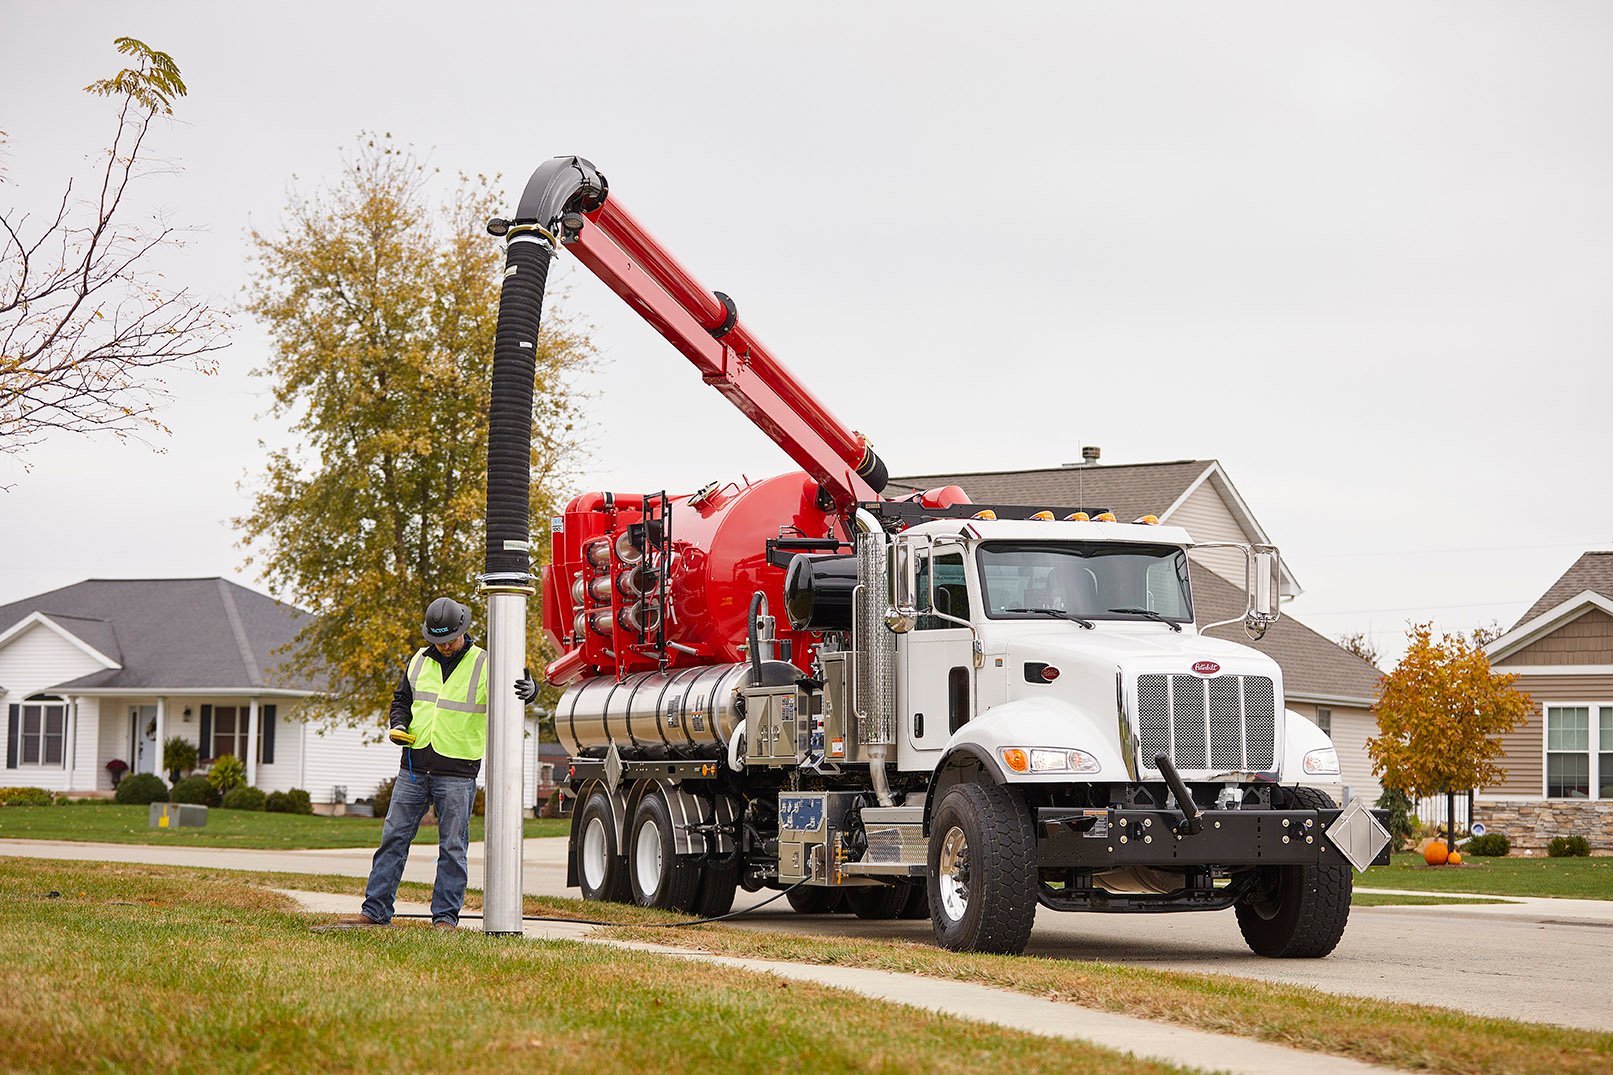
[3,1,1610,665]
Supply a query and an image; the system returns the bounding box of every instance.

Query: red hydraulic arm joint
[502,156,888,512]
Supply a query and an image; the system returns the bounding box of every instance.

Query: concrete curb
[281,888,1397,1075]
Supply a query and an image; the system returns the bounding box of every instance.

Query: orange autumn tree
[1368,623,1532,851]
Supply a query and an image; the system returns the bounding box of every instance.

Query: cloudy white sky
[3,1,1610,665]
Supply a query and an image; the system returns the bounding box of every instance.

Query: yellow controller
[388,727,416,747]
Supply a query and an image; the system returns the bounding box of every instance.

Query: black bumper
[1035,806,1392,870]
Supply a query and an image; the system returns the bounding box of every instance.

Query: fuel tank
[543,472,844,684]
[556,662,751,758]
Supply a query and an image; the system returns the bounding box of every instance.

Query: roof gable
[0,611,122,669]
[1488,589,1613,665]
[1513,552,1613,627]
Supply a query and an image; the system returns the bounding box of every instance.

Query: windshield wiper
[1107,607,1183,632]
[1004,607,1095,629]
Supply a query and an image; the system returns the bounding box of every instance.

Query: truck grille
[1136,674,1276,773]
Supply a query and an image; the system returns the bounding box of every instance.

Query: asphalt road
[6,836,1611,1032]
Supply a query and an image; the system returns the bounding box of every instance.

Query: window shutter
[5,704,17,769]
[199,705,213,760]
[261,705,276,765]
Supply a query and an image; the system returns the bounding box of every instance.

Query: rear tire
[897,882,929,920]
[574,789,629,903]
[1234,785,1353,958]
[689,854,740,918]
[785,887,840,914]
[845,884,908,920]
[627,792,701,912]
[928,782,1037,954]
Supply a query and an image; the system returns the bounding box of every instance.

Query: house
[0,578,543,807]
[1479,551,1613,850]
[889,459,1384,799]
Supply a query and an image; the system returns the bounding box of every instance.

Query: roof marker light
[1134,514,1160,525]
[1029,510,1054,521]
[1064,512,1090,522]
[1094,511,1117,522]
[972,509,998,520]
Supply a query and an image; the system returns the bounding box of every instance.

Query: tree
[1367,622,1533,853]
[1336,630,1382,668]
[1,38,228,459]
[237,135,592,726]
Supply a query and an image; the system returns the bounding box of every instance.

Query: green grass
[0,804,567,848]
[1366,852,1613,900]
[1351,891,1515,907]
[0,859,1197,1075]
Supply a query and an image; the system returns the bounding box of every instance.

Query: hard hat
[422,597,471,644]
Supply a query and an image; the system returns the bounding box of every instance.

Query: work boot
[432,919,457,931]
[334,914,386,927]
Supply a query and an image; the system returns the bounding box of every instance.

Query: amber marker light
[1064,512,1090,522]
[1094,511,1117,522]
[1134,514,1160,525]
[972,509,998,520]
[1002,748,1029,772]
[1029,510,1054,521]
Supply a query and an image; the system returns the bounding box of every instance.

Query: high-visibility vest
[405,644,489,760]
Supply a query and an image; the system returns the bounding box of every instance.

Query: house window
[1315,707,1332,736]
[212,706,250,760]
[1602,707,1613,800]
[20,696,68,767]
[1545,706,1592,799]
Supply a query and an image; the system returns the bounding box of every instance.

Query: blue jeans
[362,769,477,925]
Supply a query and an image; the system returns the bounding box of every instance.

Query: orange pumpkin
[1424,841,1450,866]
[1447,850,1463,866]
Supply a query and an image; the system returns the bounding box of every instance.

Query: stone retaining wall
[1474,800,1613,852]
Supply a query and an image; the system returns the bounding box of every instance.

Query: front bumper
[1035,806,1393,870]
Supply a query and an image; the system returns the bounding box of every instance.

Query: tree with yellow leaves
[1368,623,1532,855]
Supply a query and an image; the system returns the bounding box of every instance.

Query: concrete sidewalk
[285,887,1397,1075]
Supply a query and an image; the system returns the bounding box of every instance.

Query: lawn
[0,858,1195,1075]
[1365,852,1613,900]
[0,805,568,849]
[1350,891,1514,907]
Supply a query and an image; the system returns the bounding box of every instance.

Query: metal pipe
[854,509,895,807]
[482,589,528,934]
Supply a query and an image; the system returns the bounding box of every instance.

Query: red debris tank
[541,471,846,685]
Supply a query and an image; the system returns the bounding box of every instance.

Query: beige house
[890,459,1384,800]
[1480,551,1613,850]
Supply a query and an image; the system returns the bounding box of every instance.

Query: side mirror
[885,537,921,633]
[1246,545,1281,634]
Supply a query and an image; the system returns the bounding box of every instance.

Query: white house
[0,577,541,807]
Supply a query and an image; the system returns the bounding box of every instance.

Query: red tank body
[542,472,846,685]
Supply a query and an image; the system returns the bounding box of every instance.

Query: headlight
[1302,747,1340,775]
[1000,747,1102,774]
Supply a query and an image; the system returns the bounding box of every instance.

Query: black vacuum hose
[483,236,550,582]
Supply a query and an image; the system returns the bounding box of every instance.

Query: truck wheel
[785,887,839,914]
[845,884,908,919]
[1234,785,1353,958]
[574,789,629,903]
[897,882,929,920]
[690,854,740,918]
[928,782,1037,954]
[627,792,701,911]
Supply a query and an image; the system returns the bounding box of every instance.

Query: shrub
[114,773,169,805]
[162,736,198,780]
[266,788,313,815]
[169,775,221,807]
[206,754,247,796]
[1547,835,1591,858]
[1466,833,1510,857]
[372,777,395,819]
[0,787,54,807]
[1375,787,1417,851]
[221,786,267,811]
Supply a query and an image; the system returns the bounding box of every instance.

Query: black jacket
[391,639,482,779]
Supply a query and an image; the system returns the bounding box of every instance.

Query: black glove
[514,667,538,704]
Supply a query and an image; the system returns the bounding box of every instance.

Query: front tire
[627,792,701,911]
[1234,785,1352,958]
[927,782,1037,954]
[574,789,629,903]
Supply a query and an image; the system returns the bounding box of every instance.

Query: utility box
[149,802,208,829]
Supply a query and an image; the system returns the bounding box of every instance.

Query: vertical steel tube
[483,590,527,934]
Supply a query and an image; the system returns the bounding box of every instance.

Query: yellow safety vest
[405,644,489,760]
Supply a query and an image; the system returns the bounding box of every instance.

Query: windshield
[976,542,1193,623]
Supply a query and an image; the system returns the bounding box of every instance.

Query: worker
[339,597,540,930]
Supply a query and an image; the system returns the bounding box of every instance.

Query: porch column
[246,697,260,788]
[154,697,167,780]
[64,696,78,792]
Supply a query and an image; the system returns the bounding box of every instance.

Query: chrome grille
[1136,674,1278,773]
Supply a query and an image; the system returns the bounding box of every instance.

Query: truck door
[899,550,974,765]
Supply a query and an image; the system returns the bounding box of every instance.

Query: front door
[131,705,158,774]
[899,550,975,766]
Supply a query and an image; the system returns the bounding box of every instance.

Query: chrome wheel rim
[938,825,970,922]
[581,815,608,891]
[634,817,663,898]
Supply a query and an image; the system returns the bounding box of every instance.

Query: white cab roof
[904,518,1196,547]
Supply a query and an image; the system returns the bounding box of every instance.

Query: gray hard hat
[422,597,471,645]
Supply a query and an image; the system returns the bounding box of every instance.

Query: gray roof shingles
[1514,551,1613,627]
[888,460,1213,524]
[0,578,315,692]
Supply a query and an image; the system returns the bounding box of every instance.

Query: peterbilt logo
[1191,660,1221,675]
